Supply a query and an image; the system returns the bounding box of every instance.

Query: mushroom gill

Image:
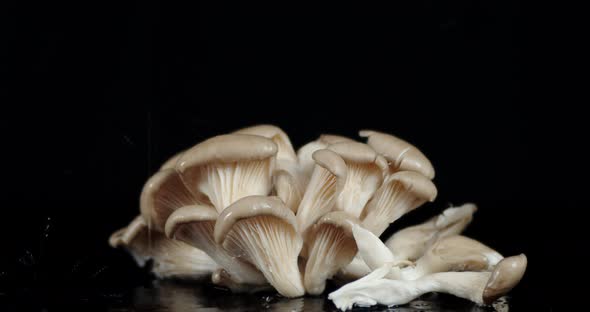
[303,211,359,295]
[214,195,305,297]
[361,171,438,236]
[176,134,278,213]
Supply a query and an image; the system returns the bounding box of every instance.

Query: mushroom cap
[359,130,435,179]
[273,169,303,213]
[214,195,298,244]
[160,150,185,170]
[482,254,527,304]
[139,168,199,232]
[387,171,438,202]
[109,215,146,248]
[177,134,278,170]
[328,142,388,171]
[312,149,348,180]
[164,204,219,238]
[312,211,359,236]
[421,235,503,274]
[234,124,297,162]
[318,134,356,145]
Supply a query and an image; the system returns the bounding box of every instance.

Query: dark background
[2,0,582,311]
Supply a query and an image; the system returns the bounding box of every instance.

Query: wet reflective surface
[1,280,511,311]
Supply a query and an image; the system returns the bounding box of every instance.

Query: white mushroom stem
[361,171,437,236]
[165,206,267,286]
[296,149,347,232]
[385,203,477,261]
[109,216,219,280]
[215,196,305,297]
[303,212,359,295]
[176,134,278,213]
[329,254,527,310]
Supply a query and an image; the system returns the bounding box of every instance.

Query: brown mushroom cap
[482,254,527,304]
[359,130,435,179]
[234,124,297,162]
[139,169,200,232]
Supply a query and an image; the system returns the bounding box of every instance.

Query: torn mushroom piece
[296,134,356,183]
[361,171,438,236]
[328,142,389,219]
[215,195,305,297]
[329,254,527,310]
[385,203,477,261]
[139,168,202,233]
[296,149,347,232]
[176,134,278,213]
[109,216,219,280]
[303,211,360,295]
[359,130,435,179]
[164,205,267,288]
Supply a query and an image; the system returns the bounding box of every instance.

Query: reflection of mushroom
[214,196,305,297]
[176,134,277,213]
[303,211,359,295]
[109,216,218,279]
[385,203,477,261]
[361,171,437,236]
[296,149,347,232]
[359,130,435,179]
[329,254,527,310]
[164,205,267,288]
[139,168,202,232]
[328,142,388,218]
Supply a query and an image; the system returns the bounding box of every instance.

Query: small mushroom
[176,134,278,213]
[327,142,389,218]
[109,216,219,280]
[328,254,527,310]
[359,130,435,179]
[164,205,267,286]
[296,149,347,232]
[140,168,202,232]
[214,195,305,297]
[273,169,303,213]
[303,211,360,295]
[385,203,477,261]
[361,171,438,236]
[296,134,355,182]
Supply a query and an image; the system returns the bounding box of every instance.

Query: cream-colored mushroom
[176,134,277,213]
[273,169,303,213]
[296,134,355,182]
[361,171,437,236]
[160,150,185,170]
[139,168,203,233]
[214,195,305,297]
[296,149,347,232]
[109,216,218,280]
[385,203,477,261]
[234,124,298,164]
[329,254,527,310]
[359,130,435,179]
[164,205,267,287]
[328,142,389,218]
[303,211,360,295]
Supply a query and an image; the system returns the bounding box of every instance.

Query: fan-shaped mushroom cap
[109,216,219,280]
[140,169,201,233]
[361,171,437,236]
[176,134,278,213]
[482,254,527,304]
[234,124,297,162]
[215,196,304,297]
[297,134,355,182]
[164,205,266,286]
[359,130,435,179]
[385,203,477,261]
[303,211,360,295]
[327,142,388,218]
[296,149,347,232]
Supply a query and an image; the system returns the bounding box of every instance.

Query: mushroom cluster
[110,125,527,309]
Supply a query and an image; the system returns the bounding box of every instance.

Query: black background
[2,0,582,311]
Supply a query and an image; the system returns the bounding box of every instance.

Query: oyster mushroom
[164,205,267,287]
[303,211,360,295]
[176,134,278,213]
[215,195,305,297]
[297,134,356,182]
[328,254,527,310]
[109,216,218,279]
[296,149,347,232]
[139,168,202,232]
[273,169,303,213]
[359,130,435,179]
[328,142,389,218]
[160,150,185,170]
[385,203,477,261]
[361,171,438,236]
